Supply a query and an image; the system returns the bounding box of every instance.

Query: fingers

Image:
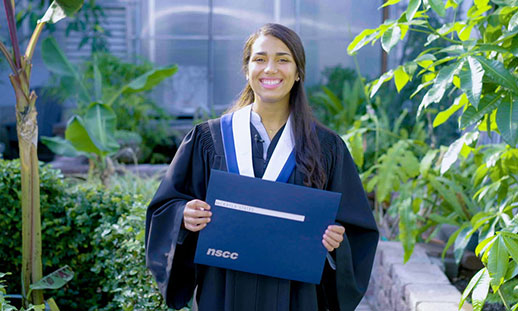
[183,199,212,232]
[322,225,345,252]
[322,238,334,252]
[186,199,211,211]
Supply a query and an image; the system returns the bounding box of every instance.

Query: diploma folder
[194,169,341,284]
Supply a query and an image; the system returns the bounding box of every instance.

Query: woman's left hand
[322,225,345,252]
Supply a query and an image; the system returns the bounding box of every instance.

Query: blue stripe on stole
[276,150,296,183]
[220,112,296,182]
[220,113,239,174]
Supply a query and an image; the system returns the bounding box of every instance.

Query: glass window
[213,40,247,109]
[153,39,209,115]
[213,0,275,37]
[141,0,209,38]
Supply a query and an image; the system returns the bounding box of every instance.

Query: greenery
[14,0,109,53]
[349,0,518,310]
[0,159,166,310]
[41,40,178,164]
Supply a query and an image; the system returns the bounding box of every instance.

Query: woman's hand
[322,225,345,252]
[183,199,212,232]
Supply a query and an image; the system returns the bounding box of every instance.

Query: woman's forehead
[250,35,292,56]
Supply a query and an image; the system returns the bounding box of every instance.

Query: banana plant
[41,102,120,185]
[0,0,84,306]
[39,37,177,183]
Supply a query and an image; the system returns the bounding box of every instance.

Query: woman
[145,23,378,311]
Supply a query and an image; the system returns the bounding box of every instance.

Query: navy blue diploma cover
[194,169,342,284]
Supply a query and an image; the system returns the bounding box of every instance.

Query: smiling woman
[145,23,379,311]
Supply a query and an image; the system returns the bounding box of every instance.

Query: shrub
[0,160,164,310]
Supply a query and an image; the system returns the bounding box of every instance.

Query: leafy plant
[0,159,163,310]
[0,0,84,305]
[349,0,518,310]
[41,38,178,164]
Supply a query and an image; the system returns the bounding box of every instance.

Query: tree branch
[0,41,17,74]
[3,0,21,69]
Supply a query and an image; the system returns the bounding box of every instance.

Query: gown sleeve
[322,133,379,311]
[145,123,213,309]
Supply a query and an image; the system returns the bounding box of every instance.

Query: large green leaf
[30,266,74,290]
[407,0,422,20]
[55,0,83,16]
[41,37,76,77]
[472,268,490,311]
[475,56,518,94]
[381,26,401,53]
[440,131,478,174]
[394,66,410,92]
[380,0,402,8]
[460,93,503,129]
[106,65,178,106]
[433,93,467,127]
[39,0,83,24]
[348,29,377,55]
[83,102,120,154]
[460,56,484,109]
[491,0,518,6]
[40,136,88,158]
[460,268,489,311]
[65,116,103,156]
[453,224,473,264]
[41,36,90,102]
[370,70,394,97]
[124,65,178,94]
[509,11,518,31]
[501,232,518,263]
[418,62,462,116]
[429,0,446,17]
[487,236,508,292]
[496,94,518,146]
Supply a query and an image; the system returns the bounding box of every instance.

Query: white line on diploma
[214,199,305,222]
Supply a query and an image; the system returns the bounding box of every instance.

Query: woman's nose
[264,60,278,73]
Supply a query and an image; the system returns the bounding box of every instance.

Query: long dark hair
[228,23,326,189]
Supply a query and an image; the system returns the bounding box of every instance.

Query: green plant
[41,39,178,164]
[349,0,518,310]
[310,77,366,134]
[93,202,165,311]
[42,102,120,185]
[0,1,84,303]
[0,159,163,310]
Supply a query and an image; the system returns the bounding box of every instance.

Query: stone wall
[365,241,473,311]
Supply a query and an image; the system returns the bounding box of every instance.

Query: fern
[364,140,420,203]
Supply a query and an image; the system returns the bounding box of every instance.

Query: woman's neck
[252,101,290,139]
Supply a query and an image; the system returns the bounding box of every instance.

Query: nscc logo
[206,248,239,260]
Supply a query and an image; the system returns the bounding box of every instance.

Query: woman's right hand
[183,199,212,232]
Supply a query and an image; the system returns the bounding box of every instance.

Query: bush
[0,160,164,310]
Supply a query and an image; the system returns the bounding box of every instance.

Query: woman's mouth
[260,78,282,89]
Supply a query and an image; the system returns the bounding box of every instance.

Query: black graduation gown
[145,119,379,311]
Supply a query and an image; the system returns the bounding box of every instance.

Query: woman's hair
[228,23,326,189]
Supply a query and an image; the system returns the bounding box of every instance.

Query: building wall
[0,0,384,122]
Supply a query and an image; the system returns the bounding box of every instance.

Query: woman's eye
[254,58,265,62]
[279,58,289,62]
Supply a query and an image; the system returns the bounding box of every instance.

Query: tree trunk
[10,59,44,305]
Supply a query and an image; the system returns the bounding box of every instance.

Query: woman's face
[247,34,298,107]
